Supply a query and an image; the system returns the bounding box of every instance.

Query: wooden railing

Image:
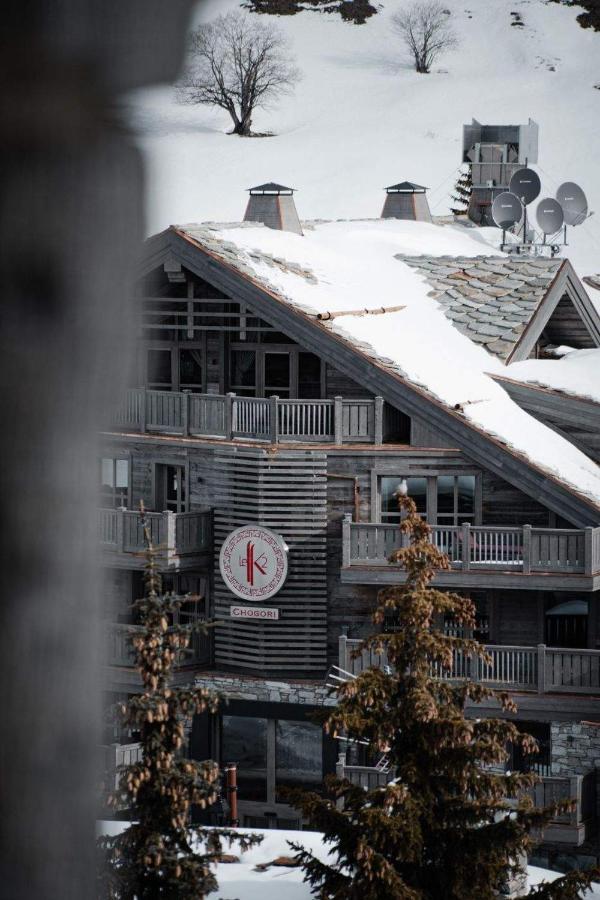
[98,508,212,559]
[113,388,384,444]
[336,754,594,842]
[106,622,212,669]
[342,519,600,577]
[339,636,600,696]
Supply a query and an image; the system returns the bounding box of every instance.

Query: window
[546,599,588,649]
[275,720,323,802]
[298,352,322,399]
[155,464,186,513]
[220,713,324,808]
[437,475,475,525]
[222,716,268,802]
[379,474,477,525]
[179,348,203,392]
[147,348,172,389]
[263,352,290,398]
[100,457,129,508]
[381,476,427,522]
[230,349,256,396]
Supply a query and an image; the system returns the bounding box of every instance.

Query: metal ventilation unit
[462,118,538,225]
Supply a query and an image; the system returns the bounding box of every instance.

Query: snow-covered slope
[126,0,600,281]
[98,822,600,897]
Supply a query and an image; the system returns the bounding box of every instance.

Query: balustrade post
[140,387,147,434]
[585,527,594,576]
[164,510,177,565]
[471,650,481,683]
[342,514,352,567]
[336,751,347,780]
[537,644,547,694]
[116,508,125,552]
[182,389,191,437]
[522,524,532,574]
[461,522,471,571]
[339,631,348,670]
[270,395,279,444]
[374,396,384,445]
[225,392,235,440]
[333,396,343,445]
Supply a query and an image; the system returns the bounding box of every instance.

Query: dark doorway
[546,599,588,649]
[155,464,186,513]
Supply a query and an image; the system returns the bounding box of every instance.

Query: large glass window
[222,716,268,802]
[381,476,427,522]
[264,352,290,398]
[147,348,172,389]
[230,350,256,396]
[298,352,322,399]
[380,474,476,525]
[437,475,475,525]
[100,457,129,508]
[275,720,323,801]
[179,348,203,392]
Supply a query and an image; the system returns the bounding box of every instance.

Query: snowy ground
[98,822,600,897]
[125,0,600,280]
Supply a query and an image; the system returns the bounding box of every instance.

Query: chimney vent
[381,181,432,223]
[244,182,303,235]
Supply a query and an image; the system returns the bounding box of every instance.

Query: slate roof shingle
[395,255,563,361]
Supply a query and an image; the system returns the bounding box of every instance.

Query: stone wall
[195,672,337,707]
[551,722,600,775]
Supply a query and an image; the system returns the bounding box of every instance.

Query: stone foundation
[194,670,337,707]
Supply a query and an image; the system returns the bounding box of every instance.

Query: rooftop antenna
[556,181,588,247]
[536,198,564,255]
[491,191,524,249]
[509,166,541,248]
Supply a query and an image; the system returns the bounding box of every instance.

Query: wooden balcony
[339,636,600,697]
[336,751,595,846]
[106,622,212,672]
[341,519,600,590]
[112,388,384,444]
[98,508,212,570]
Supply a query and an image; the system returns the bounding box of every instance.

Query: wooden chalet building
[100,187,600,849]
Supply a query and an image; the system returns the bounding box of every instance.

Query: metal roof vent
[381,181,432,223]
[243,182,303,235]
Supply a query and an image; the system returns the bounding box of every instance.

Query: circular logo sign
[219,525,288,602]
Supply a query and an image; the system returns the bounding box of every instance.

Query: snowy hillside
[126,0,600,280]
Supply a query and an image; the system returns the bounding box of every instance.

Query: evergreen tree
[289,492,598,899]
[97,505,261,898]
[450,165,472,216]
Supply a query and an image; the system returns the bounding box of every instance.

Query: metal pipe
[225,763,239,827]
[316,304,405,321]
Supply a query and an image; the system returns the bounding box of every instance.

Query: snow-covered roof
[175,218,600,509]
[395,254,563,361]
[503,348,600,404]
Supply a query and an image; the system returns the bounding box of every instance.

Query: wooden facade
[99,226,600,834]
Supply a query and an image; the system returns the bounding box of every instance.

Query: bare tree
[177,12,300,136]
[392,1,457,74]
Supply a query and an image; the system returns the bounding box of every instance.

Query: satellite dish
[536,198,564,235]
[509,168,541,205]
[556,181,588,226]
[492,192,524,229]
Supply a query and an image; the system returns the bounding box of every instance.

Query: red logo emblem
[219,526,288,601]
